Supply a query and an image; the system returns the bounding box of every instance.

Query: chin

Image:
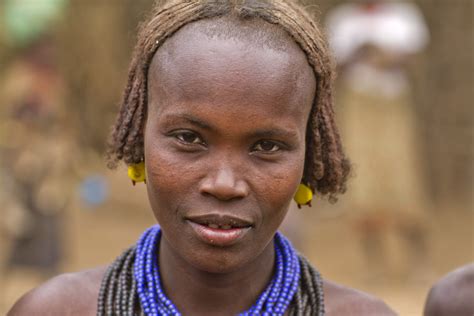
[187,245,251,274]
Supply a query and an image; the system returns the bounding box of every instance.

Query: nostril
[200,187,247,202]
[199,167,248,201]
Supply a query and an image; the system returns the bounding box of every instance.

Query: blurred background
[0,0,472,314]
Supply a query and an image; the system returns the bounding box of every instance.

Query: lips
[186,214,253,247]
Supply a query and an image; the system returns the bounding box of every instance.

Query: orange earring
[128,162,146,185]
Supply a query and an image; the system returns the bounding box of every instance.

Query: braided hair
[97,247,324,315]
[107,0,351,201]
[102,0,350,314]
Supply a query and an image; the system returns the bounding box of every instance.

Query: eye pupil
[255,141,280,153]
[181,132,197,143]
[260,141,274,151]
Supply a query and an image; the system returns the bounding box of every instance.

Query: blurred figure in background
[423,263,474,316]
[326,0,431,278]
[0,1,73,305]
[0,34,72,276]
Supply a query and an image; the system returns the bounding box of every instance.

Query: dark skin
[144,21,314,316]
[7,268,395,315]
[424,263,474,316]
[8,20,396,316]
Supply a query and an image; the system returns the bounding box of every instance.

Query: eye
[252,140,281,153]
[173,131,205,145]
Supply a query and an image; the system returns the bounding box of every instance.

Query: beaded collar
[133,225,301,315]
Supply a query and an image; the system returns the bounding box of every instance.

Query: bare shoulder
[323,280,397,316]
[424,263,474,316]
[7,266,107,316]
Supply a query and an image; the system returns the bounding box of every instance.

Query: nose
[199,166,249,201]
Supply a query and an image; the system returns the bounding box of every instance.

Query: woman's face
[144,21,316,274]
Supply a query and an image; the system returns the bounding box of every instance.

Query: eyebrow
[249,128,299,140]
[162,114,214,131]
[162,113,299,140]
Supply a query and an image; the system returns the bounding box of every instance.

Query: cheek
[143,137,193,222]
[253,155,305,224]
[147,150,183,193]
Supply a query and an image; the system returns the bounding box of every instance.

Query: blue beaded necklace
[134,225,300,315]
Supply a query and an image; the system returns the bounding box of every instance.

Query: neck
[159,237,275,316]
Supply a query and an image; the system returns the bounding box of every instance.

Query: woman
[9,0,396,315]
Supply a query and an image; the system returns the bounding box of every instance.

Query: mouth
[186,214,253,247]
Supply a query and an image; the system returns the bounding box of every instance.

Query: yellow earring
[128,162,146,185]
[294,183,313,208]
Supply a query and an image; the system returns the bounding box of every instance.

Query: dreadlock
[107,0,351,201]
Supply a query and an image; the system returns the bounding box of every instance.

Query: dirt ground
[1,171,472,315]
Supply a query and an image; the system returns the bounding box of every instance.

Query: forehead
[148,17,316,116]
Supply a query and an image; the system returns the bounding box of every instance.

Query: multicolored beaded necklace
[134,225,300,316]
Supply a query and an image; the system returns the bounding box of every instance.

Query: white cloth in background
[326,2,429,63]
[327,2,430,214]
[326,2,429,97]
